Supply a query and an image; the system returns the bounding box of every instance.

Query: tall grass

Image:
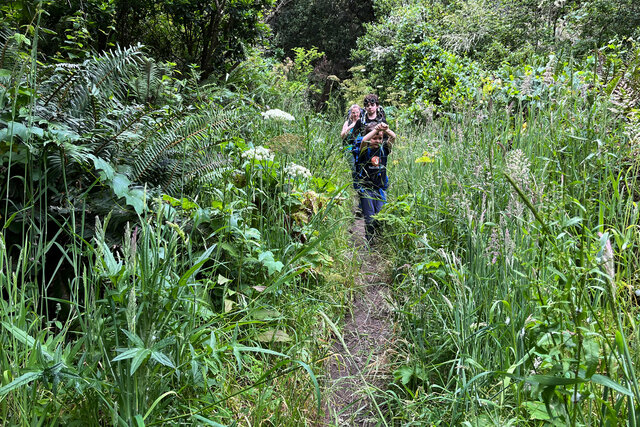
[378,69,640,424]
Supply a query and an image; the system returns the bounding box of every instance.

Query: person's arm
[384,128,396,149]
[360,127,377,150]
[340,120,352,138]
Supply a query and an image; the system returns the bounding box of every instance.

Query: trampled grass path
[323,216,395,426]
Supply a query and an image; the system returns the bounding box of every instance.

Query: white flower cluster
[284,163,311,179]
[241,146,274,162]
[261,109,295,122]
[372,46,393,60]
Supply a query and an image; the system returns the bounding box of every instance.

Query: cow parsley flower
[242,146,274,162]
[284,163,311,179]
[261,109,295,122]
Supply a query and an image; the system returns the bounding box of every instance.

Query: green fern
[128,109,237,192]
[0,29,22,71]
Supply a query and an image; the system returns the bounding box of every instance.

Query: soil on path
[323,217,395,426]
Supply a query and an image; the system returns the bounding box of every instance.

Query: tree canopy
[1,0,274,79]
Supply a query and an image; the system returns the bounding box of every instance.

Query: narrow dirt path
[323,217,395,426]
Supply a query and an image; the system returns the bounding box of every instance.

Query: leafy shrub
[395,39,482,114]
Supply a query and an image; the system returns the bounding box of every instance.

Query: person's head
[365,122,383,148]
[349,104,361,120]
[363,94,379,117]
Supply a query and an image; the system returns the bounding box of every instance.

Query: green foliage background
[1,0,640,425]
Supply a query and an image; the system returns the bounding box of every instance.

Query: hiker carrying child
[352,93,387,137]
[357,121,396,244]
[341,94,387,191]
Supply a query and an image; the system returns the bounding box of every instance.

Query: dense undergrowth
[0,28,357,425]
[376,45,640,425]
[2,6,640,426]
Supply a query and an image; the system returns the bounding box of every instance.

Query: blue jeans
[359,187,386,243]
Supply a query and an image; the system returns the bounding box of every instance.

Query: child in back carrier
[357,121,396,244]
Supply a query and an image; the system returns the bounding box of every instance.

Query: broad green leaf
[1,321,36,347]
[152,337,176,351]
[1,322,53,361]
[217,274,232,285]
[256,329,291,343]
[112,348,140,362]
[112,174,132,197]
[251,309,282,320]
[590,374,633,396]
[163,194,199,210]
[101,241,123,277]
[0,371,42,396]
[219,242,239,258]
[583,338,600,378]
[50,128,80,142]
[125,187,146,214]
[130,349,151,375]
[12,33,31,46]
[133,414,145,427]
[243,227,261,240]
[162,194,181,206]
[150,351,175,369]
[258,251,284,275]
[525,375,584,386]
[522,401,551,420]
[90,155,115,180]
[394,365,416,385]
[122,329,144,348]
[0,122,28,141]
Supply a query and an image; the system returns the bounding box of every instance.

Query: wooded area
[1,0,640,424]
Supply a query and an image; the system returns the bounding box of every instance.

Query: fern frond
[0,29,21,71]
[127,108,240,191]
[42,67,79,107]
[94,106,147,156]
[66,44,145,116]
[609,46,640,116]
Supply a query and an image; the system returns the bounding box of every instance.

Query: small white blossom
[242,146,274,162]
[261,108,295,122]
[372,46,392,60]
[284,163,311,179]
[533,357,542,370]
[571,391,582,403]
